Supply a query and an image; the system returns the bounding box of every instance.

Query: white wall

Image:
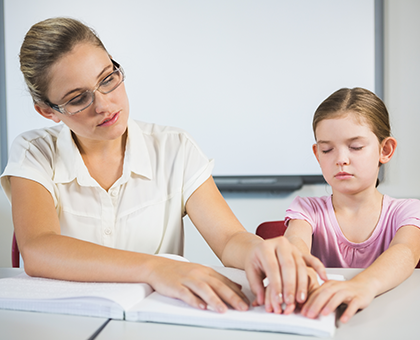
[184,0,420,265]
[0,187,13,267]
[1,0,420,267]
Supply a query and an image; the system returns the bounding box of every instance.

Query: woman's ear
[34,103,62,123]
[379,137,397,164]
[312,143,320,163]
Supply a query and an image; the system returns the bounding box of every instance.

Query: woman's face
[41,42,129,144]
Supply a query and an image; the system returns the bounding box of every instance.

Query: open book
[0,256,339,338]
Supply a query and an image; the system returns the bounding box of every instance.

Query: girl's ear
[379,137,397,164]
[34,103,62,123]
[312,143,320,163]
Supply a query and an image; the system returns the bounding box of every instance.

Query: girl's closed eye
[321,148,333,154]
[349,145,363,151]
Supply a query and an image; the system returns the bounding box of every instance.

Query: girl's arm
[300,225,420,323]
[186,177,326,314]
[10,176,248,313]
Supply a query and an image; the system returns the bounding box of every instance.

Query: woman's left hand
[300,278,376,323]
[244,236,327,314]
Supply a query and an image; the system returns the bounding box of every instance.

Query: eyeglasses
[45,60,125,115]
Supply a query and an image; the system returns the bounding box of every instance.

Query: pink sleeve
[284,196,317,231]
[393,199,420,231]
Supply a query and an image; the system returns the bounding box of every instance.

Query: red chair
[12,233,20,268]
[256,220,287,240]
[256,220,420,268]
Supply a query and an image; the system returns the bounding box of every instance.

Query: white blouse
[1,119,213,255]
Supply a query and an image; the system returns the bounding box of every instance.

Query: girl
[285,87,420,323]
[0,17,325,315]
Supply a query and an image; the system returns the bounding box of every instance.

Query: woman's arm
[10,176,249,313]
[300,225,420,323]
[186,177,326,314]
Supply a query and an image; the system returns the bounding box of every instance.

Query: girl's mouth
[335,172,353,179]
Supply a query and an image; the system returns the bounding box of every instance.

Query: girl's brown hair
[19,17,107,104]
[312,87,391,143]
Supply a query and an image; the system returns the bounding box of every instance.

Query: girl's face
[313,113,390,196]
[36,42,129,144]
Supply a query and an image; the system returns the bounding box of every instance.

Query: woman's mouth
[98,112,120,127]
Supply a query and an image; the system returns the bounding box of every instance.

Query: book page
[126,266,342,337]
[0,273,153,318]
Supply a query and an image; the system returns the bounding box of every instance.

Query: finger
[173,285,209,311]
[209,276,250,311]
[275,241,297,307]
[303,253,327,281]
[339,300,360,323]
[211,271,250,302]
[294,251,309,304]
[186,273,250,313]
[301,282,335,318]
[246,268,268,306]
[264,285,274,313]
[183,279,229,313]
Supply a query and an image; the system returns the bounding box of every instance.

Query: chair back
[256,220,287,239]
[12,233,20,268]
[256,220,420,269]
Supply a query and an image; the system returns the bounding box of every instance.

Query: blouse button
[104,229,112,235]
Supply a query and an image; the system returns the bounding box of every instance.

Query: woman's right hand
[144,256,250,313]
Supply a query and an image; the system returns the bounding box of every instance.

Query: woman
[0,17,325,314]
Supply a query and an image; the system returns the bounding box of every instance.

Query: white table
[2,268,420,339]
[96,268,420,340]
[0,268,109,340]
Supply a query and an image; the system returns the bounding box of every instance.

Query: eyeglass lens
[65,69,123,114]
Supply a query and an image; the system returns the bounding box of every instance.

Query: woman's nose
[94,91,112,114]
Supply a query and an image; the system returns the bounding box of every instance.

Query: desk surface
[1,268,419,340]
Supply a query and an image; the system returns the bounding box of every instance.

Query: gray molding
[0,0,7,173]
[375,0,384,100]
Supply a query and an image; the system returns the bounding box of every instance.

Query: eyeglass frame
[45,59,125,116]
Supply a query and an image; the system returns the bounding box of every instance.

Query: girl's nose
[336,151,350,166]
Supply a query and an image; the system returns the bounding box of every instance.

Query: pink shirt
[285,195,420,268]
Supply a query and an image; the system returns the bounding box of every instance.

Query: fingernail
[300,291,306,302]
[199,303,206,310]
[239,302,248,311]
[217,305,226,313]
[285,294,294,304]
[276,293,283,303]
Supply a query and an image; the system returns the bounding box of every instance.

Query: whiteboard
[4,0,376,180]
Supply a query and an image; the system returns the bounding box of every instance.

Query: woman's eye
[321,149,332,154]
[68,92,90,106]
[101,73,116,87]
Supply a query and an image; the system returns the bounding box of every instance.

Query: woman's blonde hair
[19,17,107,104]
[312,87,391,144]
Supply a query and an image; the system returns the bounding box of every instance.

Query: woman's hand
[144,257,250,313]
[244,236,327,314]
[301,278,376,323]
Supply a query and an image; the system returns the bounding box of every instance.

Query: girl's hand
[145,257,250,313]
[244,236,327,314]
[301,278,376,323]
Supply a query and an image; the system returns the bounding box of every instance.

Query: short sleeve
[392,198,420,231]
[284,196,328,233]
[181,132,214,203]
[0,130,58,205]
